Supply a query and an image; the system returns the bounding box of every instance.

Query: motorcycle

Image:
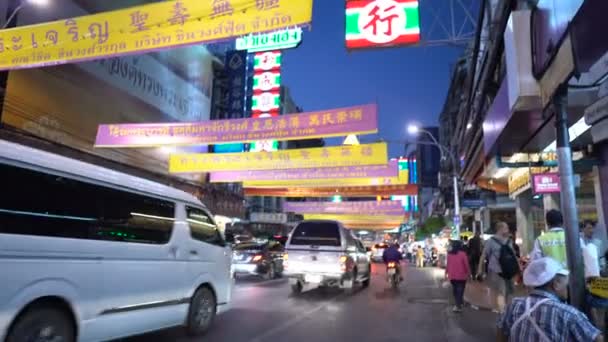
[387,261,400,289]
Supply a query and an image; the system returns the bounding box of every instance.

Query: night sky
[281,0,467,158]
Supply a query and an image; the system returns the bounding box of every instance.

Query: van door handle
[190,250,198,256]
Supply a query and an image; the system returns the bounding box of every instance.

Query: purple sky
[280,1,466,158]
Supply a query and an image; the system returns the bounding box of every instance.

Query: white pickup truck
[283,220,371,294]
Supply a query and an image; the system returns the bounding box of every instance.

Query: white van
[0,140,233,342]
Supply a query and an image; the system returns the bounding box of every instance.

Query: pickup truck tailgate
[285,249,342,275]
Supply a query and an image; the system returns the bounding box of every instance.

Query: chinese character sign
[0,0,313,71]
[284,200,405,215]
[345,0,420,49]
[168,143,388,173]
[95,104,378,147]
[225,50,248,119]
[209,160,399,182]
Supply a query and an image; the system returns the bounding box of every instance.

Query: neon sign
[236,28,303,52]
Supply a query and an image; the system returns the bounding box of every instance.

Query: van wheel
[291,281,303,295]
[362,266,371,288]
[186,287,216,336]
[7,307,75,342]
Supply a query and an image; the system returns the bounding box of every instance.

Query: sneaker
[452,306,461,312]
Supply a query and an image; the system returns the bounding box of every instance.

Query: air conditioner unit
[504,10,542,112]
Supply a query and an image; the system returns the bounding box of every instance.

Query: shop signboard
[284,200,404,215]
[210,160,399,182]
[532,173,561,194]
[250,51,282,151]
[243,184,419,197]
[302,213,404,224]
[236,28,303,52]
[345,0,421,50]
[243,176,404,187]
[462,199,486,208]
[169,143,388,173]
[95,103,378,147]
[0,0,313,71]
[250,212,287,224]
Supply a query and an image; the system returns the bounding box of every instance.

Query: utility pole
[553,85,584,309]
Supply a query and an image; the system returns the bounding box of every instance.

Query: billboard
[95,104,378,147]
[169,143,388,173]
[0,0,313,71]
[210,160,399,183]
[345,0,421,49]
[243,184,419,197]
[250,51,282,151]
[284,200,405,215]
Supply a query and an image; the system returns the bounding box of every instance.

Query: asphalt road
[119,264,497,342]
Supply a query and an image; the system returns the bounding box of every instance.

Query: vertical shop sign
[215,50,248,153]
[250,50,282,152]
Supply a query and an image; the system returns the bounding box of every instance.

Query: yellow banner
[243,177,404,188]
[169,143,388,173]
[0,0,313,71]
[303,214,404,224]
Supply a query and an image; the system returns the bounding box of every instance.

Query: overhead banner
[302,214,405,225]
[284,200,405,215]
[0,0,313,71]
[210,160,398,183]
[169,143,388,173]
[95,103,377,147]
[345,0,421,50]
[243,184,419,197]
[243,176,404,188]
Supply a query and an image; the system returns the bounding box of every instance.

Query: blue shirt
[498,290,600,342]
[382,246,402,263]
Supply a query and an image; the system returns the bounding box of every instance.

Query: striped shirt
[497,290,600,342]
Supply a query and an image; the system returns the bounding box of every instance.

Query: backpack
[492,237,519,279]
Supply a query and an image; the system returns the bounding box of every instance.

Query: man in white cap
[497,257,602,342]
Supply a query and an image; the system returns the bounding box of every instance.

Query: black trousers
[451,280,467,307]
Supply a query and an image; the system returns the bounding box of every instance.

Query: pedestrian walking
[467,230,482,280]
[477,221,519,313]
[446,240,470,312]
[531,209,568,268]
[497,257,603,342]
[416,246,424,268]
[581,220,604,270]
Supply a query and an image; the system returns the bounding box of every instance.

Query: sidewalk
[464,279,527,311]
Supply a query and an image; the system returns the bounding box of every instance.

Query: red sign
[345,0,421,49]
[532,173,561,194]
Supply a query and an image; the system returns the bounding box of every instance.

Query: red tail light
[340,255,349,272]
[252,255,263,262]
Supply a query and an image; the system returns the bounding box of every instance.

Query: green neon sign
[236,28,303,52]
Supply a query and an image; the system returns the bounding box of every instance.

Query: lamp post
[408,124,461,240]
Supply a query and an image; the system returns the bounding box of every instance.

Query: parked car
[0,139,232,342]
[283,220,371,294]
[371,243,389,262]
[232,241,284,279]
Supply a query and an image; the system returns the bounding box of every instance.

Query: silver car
[283,220,371,294]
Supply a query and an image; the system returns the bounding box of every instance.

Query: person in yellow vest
[530,209,568,268]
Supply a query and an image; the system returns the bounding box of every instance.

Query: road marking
[247,292,344,342]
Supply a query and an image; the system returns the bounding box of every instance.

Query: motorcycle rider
[383,243,404,280]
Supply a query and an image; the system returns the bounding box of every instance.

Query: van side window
[186,207,224,247]
[0,163,175,244]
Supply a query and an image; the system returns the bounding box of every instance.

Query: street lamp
[407,124,461,240]
[3,0,49,29]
